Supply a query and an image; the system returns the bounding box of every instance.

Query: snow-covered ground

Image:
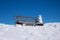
[0,22,60,40]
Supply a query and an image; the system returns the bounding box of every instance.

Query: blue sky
[0,0,60,24]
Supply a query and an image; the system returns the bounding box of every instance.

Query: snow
[0,22,60,40]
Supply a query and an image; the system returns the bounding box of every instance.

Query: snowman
[38,15,43,24]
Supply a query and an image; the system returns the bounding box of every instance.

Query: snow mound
[0,22,60,40]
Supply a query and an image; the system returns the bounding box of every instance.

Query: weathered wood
[36,24,43,26]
